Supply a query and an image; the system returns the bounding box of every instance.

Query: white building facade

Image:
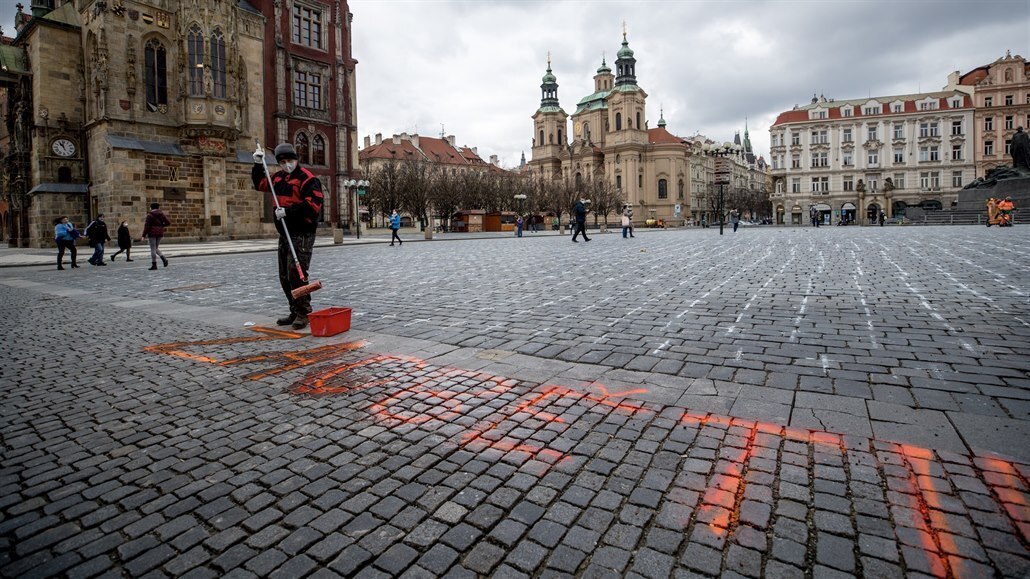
[769,86,975,225]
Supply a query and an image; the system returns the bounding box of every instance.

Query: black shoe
[390,243,394,246]
[110,255,115,262]
[57,265,64,270]
[149,263,157,270]
[88,260,96,266]
[277,313,297,326]
[572,239,578,242]
[126,258,133,262]
[97,262,107,266]
[161,256,168,267]
[584,238,591,242]
[71,263,79,268]
[291,316,309,330]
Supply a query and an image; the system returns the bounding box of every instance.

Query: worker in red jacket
[252,143,324,330]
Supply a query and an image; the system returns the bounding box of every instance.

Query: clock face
[52,139,76,157]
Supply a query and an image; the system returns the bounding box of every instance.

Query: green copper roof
[610,84,641,94]
[0,44,29,77]
[617,39,633,59]
[542,66,556,84]
[574,90,610,114]
[536,105,564,114]
[596,57,611,74]
[41,2,80,26]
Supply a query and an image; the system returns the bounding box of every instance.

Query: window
[951,144,962,161]
[312,135,326,165]
[868,176,878,192]
[1005,95,1014,106]
[843,176,854,191]
[893,148,904,164]
[812,130,828,144]
[843,108,852,117]
[842,128,852,142]
[952,171,963,188]
[931,172,940,189]
[893,123,904,140]
[919,122,930,138]
[843,152,853,166]
[144,39,168,112]
[919,101,937,111]
[210,29,226,99]
[678,179,684,199]
[558,129,562,143]
[636,112,641,130]
[811,152,828,168]
[951,120,962,135]
[930,122,939,137]
[813,110,826,119]
[638,174,643,188]
[919,145,939,162]
[294,71,322,109]
[292,5,323,49]
[791,132,800,146]
[893,104,903,113]
[868,151,879,166]
[616,175,622,190]
[539,130,543,146]
[658,179,668,199]
[985,141,994,155]
[893,174,905,189]
[985,96,993,107]
[791,178,800,193]
[615,112,622,131]
[295,132,310,164]
[864,106,880,115]
[188,24,204,96]
[985,117,993,131]
[867,126,878,141]
[920,172,929,189]
[1006,115,1014,129]
[951,99,962,108]
[1006,139,1012,156]
[791,154,800,169]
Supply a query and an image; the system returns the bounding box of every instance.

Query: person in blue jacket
[389,209,403,246]
[54,216,80,270]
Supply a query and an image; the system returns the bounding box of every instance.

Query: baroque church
[528,32,716,224]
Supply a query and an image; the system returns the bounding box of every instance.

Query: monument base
[956,177,1030,211]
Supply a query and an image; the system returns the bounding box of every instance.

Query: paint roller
[256,140,324,301]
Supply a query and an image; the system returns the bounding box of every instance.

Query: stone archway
[867,202,881,222]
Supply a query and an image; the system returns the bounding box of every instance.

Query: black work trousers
[278,231,316,317]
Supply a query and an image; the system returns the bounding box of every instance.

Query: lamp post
[704,141,744,235]
[514,193,527,233]
[343,179,369,239]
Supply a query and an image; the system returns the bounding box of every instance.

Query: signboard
[674,204,682,216]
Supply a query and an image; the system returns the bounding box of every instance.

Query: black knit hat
[274,143,298,161]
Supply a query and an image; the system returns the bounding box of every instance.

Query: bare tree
[400,159,432,229]
[589,177,623,229]
[364,159,404,227]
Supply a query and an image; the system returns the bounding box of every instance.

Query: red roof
[772,93,972,127]
[358,139,423,162]
[648,127,685,145]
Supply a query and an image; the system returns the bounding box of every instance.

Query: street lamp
[704,141,743,235]
[514,193,527,232]
[343,179,369,239]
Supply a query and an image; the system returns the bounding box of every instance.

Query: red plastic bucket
[308,307,352,337]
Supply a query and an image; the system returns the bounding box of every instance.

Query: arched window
[144,39,168,112]
[658,179,668,199]
[636,112,641,129]
[539,130,543,146]
[558,129,563,143]
[295,132,310,164]
[583,122,590,142]
[678,179,685,199]
[615,112,622,131]
[312,134,326,165]
[210,29,226,98]
[616,175,622,190]
[188,24,204,96]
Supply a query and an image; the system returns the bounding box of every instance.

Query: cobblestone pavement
[2,225,1029,577]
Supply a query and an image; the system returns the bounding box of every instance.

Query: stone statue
[856,179,865,193]
[883,177,895,193]
[1012,126,1030,173]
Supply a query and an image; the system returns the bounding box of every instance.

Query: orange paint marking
[144,326,305,364]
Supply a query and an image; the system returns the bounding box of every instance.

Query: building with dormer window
[959,51,1030,178]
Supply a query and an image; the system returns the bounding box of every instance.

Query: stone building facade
[959,51,1030,177]
[526,33,766,225]
[252,0,359,230]
[769,81,975,225]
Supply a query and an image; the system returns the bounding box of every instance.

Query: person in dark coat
[109,220,133,261]
[142,203,171,270]
[572,197,591,242]
[85,214,111,266]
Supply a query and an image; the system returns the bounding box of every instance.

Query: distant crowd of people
[55,203,171,270]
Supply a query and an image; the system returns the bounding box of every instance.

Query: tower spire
[615,26,637,87]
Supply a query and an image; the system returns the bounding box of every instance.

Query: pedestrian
[54,216,79,270]
[389,209,403,246]
[516,215,524,237]
[142,203,171,270]
[621,204,635,238]
[878,210,886,226]
[731,209,740,233]
[552,216,559,231]
[109,220,133,262]
[252,142,325,330]
[85,214,111,266]
[701,215,707,228]
[572,197,591,242]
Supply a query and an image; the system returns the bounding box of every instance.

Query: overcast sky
[351,0,1029,168]
[1,1,1027,168]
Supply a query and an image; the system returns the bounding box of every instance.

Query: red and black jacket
[252,164,324,235]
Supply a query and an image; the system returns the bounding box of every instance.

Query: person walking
[85,214,111,266]
[54,216,79,270]
[109,220,134,262]
[252,142,324,330]
[516,215,524,238]
[142,202,171,270]
[878,210,886,226]
[389,210,403,246]
[621,205,635,238]
[731,209,741,233]
[572,197,591,242]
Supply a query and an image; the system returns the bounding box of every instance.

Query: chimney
[472,147,478,155]
[489,154,498,166]
[375,133,382,145]
[411,134,419,148]
[446,135,455,146]
[392,135,401,145]
[364,136,371,149]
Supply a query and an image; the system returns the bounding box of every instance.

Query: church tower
[606,29,648,147]
[529,55,568,178]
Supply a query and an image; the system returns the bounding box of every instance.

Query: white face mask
[280,160,298,173]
